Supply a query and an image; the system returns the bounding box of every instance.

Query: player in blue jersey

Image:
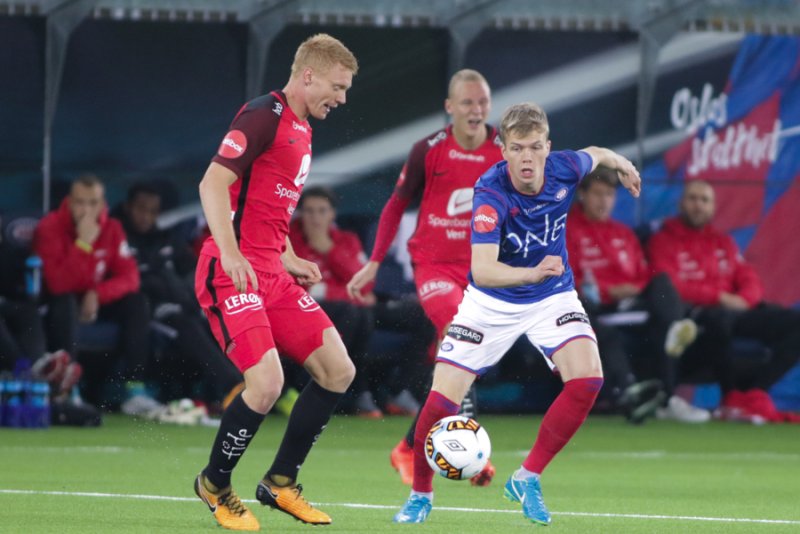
[394,102,641,526]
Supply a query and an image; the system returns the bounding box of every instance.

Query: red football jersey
[201,91,312,273]
[399,125,503,265]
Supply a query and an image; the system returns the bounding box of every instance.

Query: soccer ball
[425,415,491,480]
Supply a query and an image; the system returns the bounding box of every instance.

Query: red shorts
[195,254,334,372]
[413,262,470,336]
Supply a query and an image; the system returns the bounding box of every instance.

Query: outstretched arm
[580,146,641,198]
[471,244,565,288]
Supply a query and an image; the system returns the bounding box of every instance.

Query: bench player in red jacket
[567,170,708,423]
[289,186,428,418]
[648,180,800,423]
[33,174,156,415]
[347,69,502,486]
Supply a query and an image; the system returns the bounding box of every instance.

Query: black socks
[266,380,342,483]
[204,393,265,489]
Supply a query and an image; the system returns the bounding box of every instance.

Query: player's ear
[444,98,453,116]
[303,67,314,86]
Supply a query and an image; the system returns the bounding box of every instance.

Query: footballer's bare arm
[580,146,641,198]
[198,162,258,292]
[471,243,564,288]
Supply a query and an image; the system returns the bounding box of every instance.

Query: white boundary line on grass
[1,488,798,526]
[3,446,800,463]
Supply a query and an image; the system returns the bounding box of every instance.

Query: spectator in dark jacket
[0,213,101,425]
[33,174,159,416]
[0,213,48,372]
[648,180,800,423]
[119,181,243,406]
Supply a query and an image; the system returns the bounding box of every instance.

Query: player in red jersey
[346,69,502,487]
[192,34,358,531]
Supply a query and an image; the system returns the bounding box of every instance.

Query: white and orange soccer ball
[425,415,491,480]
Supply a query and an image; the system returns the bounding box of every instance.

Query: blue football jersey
[469,150,593,304]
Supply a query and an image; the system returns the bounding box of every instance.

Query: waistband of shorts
[465,284,577,313]
[464,284,532,313]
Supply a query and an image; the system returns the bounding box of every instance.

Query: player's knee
[341,357,357,387]
[243,377,283,414]
[572,364,603,380]
[325,356,355,391]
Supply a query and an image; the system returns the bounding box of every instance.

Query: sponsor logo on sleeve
[218,130,247,159]
[556,311,590,327]
[446,324,484,344]
[427,131,447,147]
[555,187,568,201]
[473,204,498,233]
[440,342,454,352]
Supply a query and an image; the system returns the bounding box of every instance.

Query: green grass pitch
[1,414,798,533]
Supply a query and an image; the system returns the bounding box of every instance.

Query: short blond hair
[291,33,359,77]
[447,69,489,98]
[499,102,550,143]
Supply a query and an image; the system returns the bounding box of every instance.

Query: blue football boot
[522,477,551,525]
[504,475,551,525]
[393,494,432,524]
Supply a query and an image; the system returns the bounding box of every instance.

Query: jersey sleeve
[551,150,594,185]
[211,100,281,178]
[369,137,430,262]
[394,139,430,200]
[369,192,411,263]
[470,185,507,246]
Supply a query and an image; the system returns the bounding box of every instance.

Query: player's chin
[317,105,335,119]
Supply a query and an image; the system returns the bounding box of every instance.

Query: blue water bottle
[3,378,24,427]
[581,267,601,307]
[28,380,50,428]
[25,255,43,301]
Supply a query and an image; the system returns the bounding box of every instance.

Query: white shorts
[436,286,597,375]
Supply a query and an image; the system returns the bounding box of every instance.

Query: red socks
[412,390,460,493]
[524,377,603,474]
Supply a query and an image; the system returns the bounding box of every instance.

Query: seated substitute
[0,215,86,403]
[567,169,708,423]
[119,181,244,407]
[289,186,423,417]
[647,180,800,423]
[394,102,640,526]
[32,173,160,416]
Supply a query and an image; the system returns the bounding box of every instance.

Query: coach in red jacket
[33,174,154,413]
[648,180,800,422]
[567,169,707,423]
